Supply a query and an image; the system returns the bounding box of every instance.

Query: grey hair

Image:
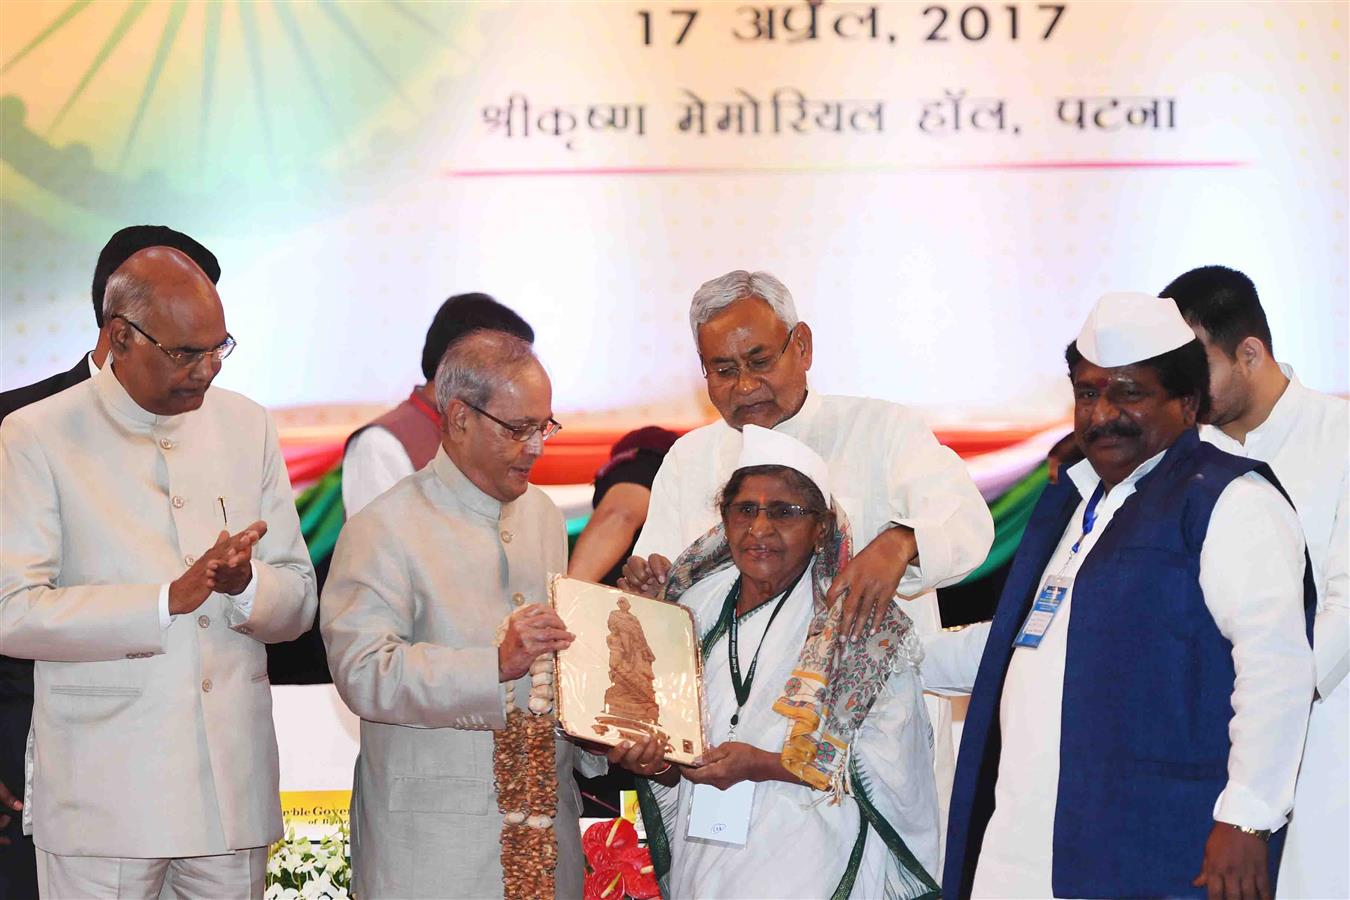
[688,270,798,342]
[102,269,155,325]
[433,330,538,414]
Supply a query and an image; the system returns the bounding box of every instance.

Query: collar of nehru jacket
[94,360,189,433]
[431,444,509,521]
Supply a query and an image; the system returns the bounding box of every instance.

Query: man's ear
[444,398,469,435]
[107,318,132,357]
[1180,391,1200,428]
[1236,335,1267,372]
[795,321,814,371]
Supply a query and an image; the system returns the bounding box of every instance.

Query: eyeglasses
[465,402,562,443]
[701,324,797,384]
[114,315,236,368]
[725,501,821,527]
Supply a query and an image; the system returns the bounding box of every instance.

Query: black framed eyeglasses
[465,402,562,443]
[725,501,821,527]
[114,315,236,368]
[700,324,797,383]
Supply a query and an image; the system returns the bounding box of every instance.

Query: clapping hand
[209,520,267,595]
[168,521,268,616]
[618,554,671,598]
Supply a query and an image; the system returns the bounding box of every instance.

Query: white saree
[646,566,941,900]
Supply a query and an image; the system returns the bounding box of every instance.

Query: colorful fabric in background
[281,424,1061,585]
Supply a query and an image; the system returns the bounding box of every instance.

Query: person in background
[568,426,680,586]
[0,224,221,898]
[0,243,315,898]
[944,292,1315,900]
[342,292,535,517]
[1163,265,1347,900]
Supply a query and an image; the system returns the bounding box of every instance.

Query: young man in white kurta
[1198,366,1349,899]
[970,451,1313,896]
[634,389,994,832]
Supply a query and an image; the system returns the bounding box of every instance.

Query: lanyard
[723,568,805,738]
[1069,482,1107,555]
[1015,482,1109,650]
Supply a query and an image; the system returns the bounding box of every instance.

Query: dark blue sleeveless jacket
[944,430,1316,898]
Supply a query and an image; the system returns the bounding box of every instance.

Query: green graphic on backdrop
[1,0,476,240]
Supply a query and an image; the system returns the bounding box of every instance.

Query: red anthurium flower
[583,817,639,866]
[616,847,659,899]
[583,865,627,900]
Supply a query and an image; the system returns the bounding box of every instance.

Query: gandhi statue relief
[601,597,660,727]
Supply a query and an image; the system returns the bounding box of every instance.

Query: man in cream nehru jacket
[942,292,1314,899]
[323,330,602,898]
[0,241,317,897]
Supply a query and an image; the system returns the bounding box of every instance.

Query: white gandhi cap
[736,425,832,504]
[1075,292,1196,368]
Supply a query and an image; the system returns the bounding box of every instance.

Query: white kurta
[971,453,1314,898]
[341,425,416,517]
[1200,366,1350,900]
[635,390,995,843]
[658,566,940,899]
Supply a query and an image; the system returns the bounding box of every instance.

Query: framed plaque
[550,575,706,766]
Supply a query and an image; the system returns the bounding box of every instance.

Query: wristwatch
[1227,823,1272,842]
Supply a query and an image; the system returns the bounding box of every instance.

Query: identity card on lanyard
[687,572,801,848]
[1014,482,1105,649]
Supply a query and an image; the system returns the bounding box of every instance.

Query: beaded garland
[493,604,560,900]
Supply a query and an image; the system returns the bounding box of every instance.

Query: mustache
[1083,420,1142,444]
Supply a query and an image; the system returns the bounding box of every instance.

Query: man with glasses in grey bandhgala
[0,237,316,898]
[322,330,603,898]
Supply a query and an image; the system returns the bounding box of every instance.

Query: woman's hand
[607,735,679,785]
[680,742,800,791]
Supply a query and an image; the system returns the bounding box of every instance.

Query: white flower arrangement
[265,818,352,900]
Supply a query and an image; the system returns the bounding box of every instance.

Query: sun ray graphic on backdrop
[0,0,477,236]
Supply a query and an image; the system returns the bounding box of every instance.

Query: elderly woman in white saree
[613,426,941,899]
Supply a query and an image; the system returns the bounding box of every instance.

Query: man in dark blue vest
[943,292,1316,899]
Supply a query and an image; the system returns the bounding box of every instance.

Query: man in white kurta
[630,271,993,836]
[1201,375,1347,899]
[0,246,317,897]
[1163,264,1348,899]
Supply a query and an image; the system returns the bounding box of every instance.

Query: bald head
[104,247,220,324]
[106,246,230,417]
